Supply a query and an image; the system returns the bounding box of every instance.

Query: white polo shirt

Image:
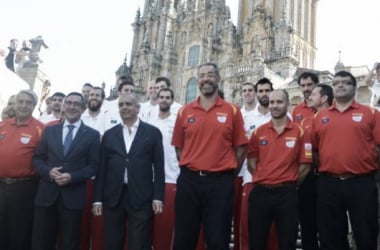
[147,113,179,184]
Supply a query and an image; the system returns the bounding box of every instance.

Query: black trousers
[248,184,298,250]
[298,171,319,250]
[32,196,83,250]
[173,168,235,250]
[103,185,153,250]
[317,174,378,250]
[0,178,38,250]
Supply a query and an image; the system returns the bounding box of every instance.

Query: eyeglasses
[64,101,82,108]
[332,80,353,86]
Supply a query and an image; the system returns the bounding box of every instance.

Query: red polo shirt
[172,96,247,172]
[292,101,315,124]
[0,117,45,177]
[312,101,380,174]
[248,119,312,184]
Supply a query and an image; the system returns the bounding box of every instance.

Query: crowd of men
[0,61,380,250]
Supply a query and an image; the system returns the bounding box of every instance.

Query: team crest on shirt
[0,134,4,140]
[188,117,195,123]
[250,124,256,130]
[111,119,117,124]
[352,113,363,122]
[260,139,268,145]
[296,114,303,121]
[321,117,329,124]
[285,139,296,148]
[216,113,228,123]
[20,136,31,144]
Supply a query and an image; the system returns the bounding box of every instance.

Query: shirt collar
[63,119,82,128]
[123,118,140,130]
[10,117,33,126]
[268,118,293,130]
[190,96,224,110]
[329,100,359,111]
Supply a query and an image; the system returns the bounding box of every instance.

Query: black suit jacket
[94,121,165,210]
[33,121,100,210]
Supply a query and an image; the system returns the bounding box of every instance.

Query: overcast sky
[1,0,379,94]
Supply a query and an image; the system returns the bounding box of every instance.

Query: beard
[159,103,171,112]
[88,100,102,112]
[258,97,269,107]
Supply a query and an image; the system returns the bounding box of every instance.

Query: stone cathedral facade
[127,0,319,104]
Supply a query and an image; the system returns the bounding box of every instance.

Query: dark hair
[65,92,86,108]
[297,72,319,85]
[82,82,93,88]
[91,86,105,99]
[316,84,334,106]
[52,92,66,99]
[198,62,220,78]
[254,77,274,92]
[334,70,357,87]
[155,77,171,88]
[158,88,174,99]
[118,78,135,92]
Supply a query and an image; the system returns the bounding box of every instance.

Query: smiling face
[269,90,289,119]
[332,75,355,103]
[63,94,85,123]
[88,88,104,112]
[118,94,140,123]
[197,65,220,97]
[15,93,35,121]
[299,77,317,100]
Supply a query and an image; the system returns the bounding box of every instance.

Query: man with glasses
[312,71,380,249]
[32,92,100,250]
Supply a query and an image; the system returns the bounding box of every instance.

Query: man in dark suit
[32,92,100,250]
[93,93,164,250]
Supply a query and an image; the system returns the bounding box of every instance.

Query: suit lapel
[115,124,128,157]
[57,123,65,157]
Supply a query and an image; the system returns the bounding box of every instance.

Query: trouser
[173,168,235,250]
[248,184,298,250]
[0,177,38,250]
[317,174,378,250]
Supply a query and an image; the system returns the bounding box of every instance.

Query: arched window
[185,78,197,103]
[188,45,200,67]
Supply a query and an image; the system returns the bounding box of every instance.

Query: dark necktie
[63,125,75,155]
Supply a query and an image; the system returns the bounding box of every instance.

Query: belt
[256,181,297,189]
[320,172,374,181]
[182,167,234,177]
[0,176,36,184]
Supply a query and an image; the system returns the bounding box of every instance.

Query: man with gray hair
[0,89,45,249]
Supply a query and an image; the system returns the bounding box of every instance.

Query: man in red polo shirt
[312,70,380,249]
[0,89,45,249]
[247,89,312,250]
[172,62,247,250]
[292,71,320,250]
[292,72,318,124]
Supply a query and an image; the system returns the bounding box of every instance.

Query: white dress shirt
[62,120,82,143]
[122,119,140,183]
[81,108,106,135]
